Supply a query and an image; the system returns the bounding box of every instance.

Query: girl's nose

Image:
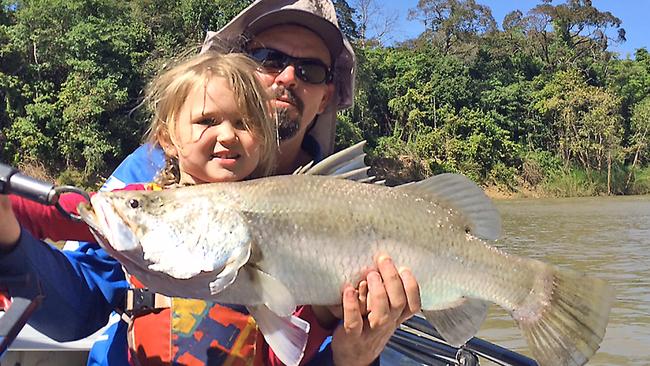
[216,122,237,143]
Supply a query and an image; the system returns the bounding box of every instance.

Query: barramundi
[77,144,613,366]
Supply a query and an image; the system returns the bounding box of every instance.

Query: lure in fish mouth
[77,198,136,263]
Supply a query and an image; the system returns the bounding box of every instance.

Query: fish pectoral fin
[209,270,238,295]
[209,244,252,295]
[246,266,297,317]
[422,297,490,347]
[398,173,501,240]
[209,237,253,295]
[248,305,309,366]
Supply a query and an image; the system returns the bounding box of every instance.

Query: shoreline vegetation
[1,1,649,199]
[370,156,650,199]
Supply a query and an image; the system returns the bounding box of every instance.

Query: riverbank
[483,184,650,200]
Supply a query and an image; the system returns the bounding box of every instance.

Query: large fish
[78,143,613,366]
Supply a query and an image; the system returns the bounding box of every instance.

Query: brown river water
[476,195,650,365]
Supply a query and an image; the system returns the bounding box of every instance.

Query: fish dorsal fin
[245,266,297,317]
[293,140,381,183]
[422,297,490,346]
[247,305,309,366]
[399,173,501,240]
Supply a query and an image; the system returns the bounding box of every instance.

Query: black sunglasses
[247,48,333,85]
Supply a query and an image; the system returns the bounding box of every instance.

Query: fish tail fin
[513,266,614,366]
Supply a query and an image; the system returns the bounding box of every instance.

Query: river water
[475,195,650,365]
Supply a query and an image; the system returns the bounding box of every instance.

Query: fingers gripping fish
[78,142,614,366]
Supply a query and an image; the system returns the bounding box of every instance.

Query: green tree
[1,0,252,186]
[333,0,359,42]
[534,69,623,193]
[524,0,624,73]
[626,97,650,188]
[408,0,496,57]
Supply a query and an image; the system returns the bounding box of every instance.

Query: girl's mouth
[212,151,240,160]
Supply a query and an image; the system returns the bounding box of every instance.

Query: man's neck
[277,138,313,175]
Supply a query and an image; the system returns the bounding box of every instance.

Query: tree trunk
[607,150,612,195]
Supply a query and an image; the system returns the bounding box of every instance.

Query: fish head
[78,188,252,285]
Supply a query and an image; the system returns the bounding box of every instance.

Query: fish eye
[129,199,140,209]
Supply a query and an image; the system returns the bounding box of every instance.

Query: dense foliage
[1,0,649,196]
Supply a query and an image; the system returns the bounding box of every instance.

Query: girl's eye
[197,117,218,126]
[233,119,246,129]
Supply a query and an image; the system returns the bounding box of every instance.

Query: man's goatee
[276,108,300,141]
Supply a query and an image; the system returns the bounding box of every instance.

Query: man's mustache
[270,85,304,114]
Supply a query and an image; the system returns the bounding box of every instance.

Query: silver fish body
[79,173,613,366]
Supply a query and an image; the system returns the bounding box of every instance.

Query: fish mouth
[77,201,104,235]
[81,195,141,253]
[78,196,157,275]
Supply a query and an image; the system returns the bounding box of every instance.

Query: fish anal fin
[423,297,490,347]
[398,173,501,240]
[248,305,309,366]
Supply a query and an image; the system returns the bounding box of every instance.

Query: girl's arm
[0,195,20,251]
[9,193,95,242]
[0,221,128,341]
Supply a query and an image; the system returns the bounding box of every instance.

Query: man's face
[247,25,334,145]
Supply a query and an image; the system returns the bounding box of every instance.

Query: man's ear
[317,83,335,114]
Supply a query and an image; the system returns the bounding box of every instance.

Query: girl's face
[172,77,261,184]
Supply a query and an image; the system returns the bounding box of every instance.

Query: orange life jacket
[125,277,260,366]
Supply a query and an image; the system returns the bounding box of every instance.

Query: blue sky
[377,0,648,59]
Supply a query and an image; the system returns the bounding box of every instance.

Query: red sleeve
[258,305,335,365]
[9,193,96,242]
[9,183,149,243]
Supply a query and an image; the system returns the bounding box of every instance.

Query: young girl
[1,50,335,366]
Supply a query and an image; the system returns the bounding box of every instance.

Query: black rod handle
[0,163,58,205]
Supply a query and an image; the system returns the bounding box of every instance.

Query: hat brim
[245,9,344,62]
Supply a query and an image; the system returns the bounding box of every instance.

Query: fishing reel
[0,163,90,222]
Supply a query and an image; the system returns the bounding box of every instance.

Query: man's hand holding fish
[331,256,421,366]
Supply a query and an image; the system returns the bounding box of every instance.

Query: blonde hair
[144,50,277,184]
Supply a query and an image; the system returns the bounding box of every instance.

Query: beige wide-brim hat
[202,0,356,156]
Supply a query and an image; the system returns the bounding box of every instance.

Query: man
[0,1,420,365]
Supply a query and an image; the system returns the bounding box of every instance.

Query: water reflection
[477,195,650,366]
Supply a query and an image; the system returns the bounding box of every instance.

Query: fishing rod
[0,162,89,360]
[0,163,90,221]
